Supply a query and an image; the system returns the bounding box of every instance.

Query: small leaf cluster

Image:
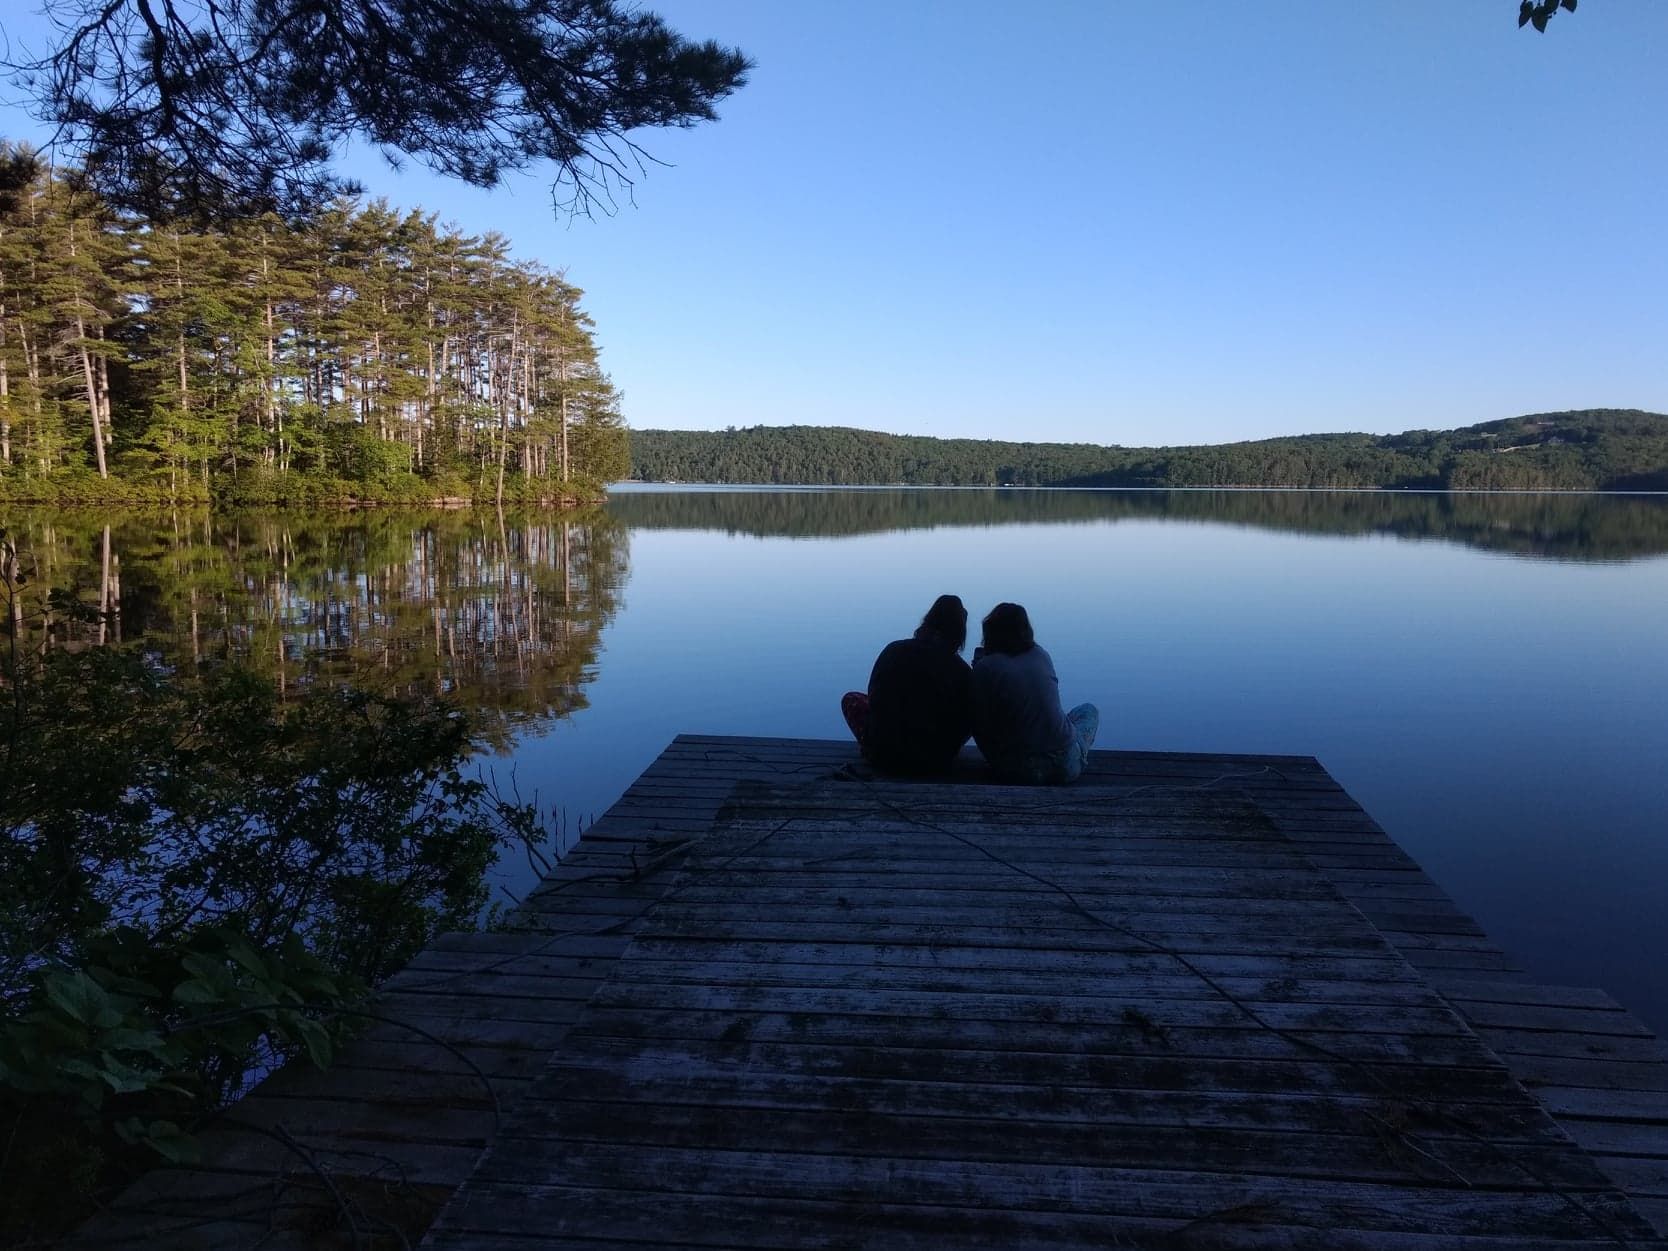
[1,927,359,1162]
[1519,0,1577,32]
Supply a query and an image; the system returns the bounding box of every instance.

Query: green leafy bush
[0,646,544,1243]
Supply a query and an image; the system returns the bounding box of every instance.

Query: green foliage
[0,169,627,506]
[1520,0,1577,33]
[13,2,750,221]
[1,650,525,989]
[1,927,357,1151]
[0,924,363,1237]
[0,141,38,215]
[0,643,547,1243]
[629,409,1668,493]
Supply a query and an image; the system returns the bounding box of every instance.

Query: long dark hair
[981,602,1035,655]
[914,594,968,653]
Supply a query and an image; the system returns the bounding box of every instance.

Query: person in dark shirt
[971,601,1099,784]
[841,594,973,775]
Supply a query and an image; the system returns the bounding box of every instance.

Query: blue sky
[2,1,1664,445]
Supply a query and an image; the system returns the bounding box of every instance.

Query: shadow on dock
[70,737,1668,1248]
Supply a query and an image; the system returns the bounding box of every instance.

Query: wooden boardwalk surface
[69,736,1668,1248]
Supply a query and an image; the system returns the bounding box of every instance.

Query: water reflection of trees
[3,510,629,743]
[605,487,1668,564]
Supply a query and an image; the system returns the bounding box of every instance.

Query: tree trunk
[1,341,11,467]
[95,328,113,444]
[75,316,109,479]
[262,253,279,467]
[559,350,570,482]
[522,349,533,482]
[496,395,510,508]
[0,293,10,467]
[67,215,111,478]
[174,237,191,422]
[20,321,43,473]
[177,331,190,415]
[373,329,386,439]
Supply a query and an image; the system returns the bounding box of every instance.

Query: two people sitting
[841,595,1099,784]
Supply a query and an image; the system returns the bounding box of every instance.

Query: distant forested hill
[629,410,1668,491]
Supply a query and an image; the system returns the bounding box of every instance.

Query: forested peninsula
[0,166,628,506]
[631,409,1668,492]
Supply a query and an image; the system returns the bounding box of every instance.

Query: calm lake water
[11,488,1668,1029]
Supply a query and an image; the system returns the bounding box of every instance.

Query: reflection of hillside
[5,510,629,744]
[604,487,1668,563]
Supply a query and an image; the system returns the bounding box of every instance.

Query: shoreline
[615,481,1668,497]
[0,492,609,511]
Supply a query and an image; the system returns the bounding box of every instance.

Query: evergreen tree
[0,166,632,503]
[627,413,1668,494]
[9,0,751,221]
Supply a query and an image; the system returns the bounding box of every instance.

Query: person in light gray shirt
[970,602,1099,784]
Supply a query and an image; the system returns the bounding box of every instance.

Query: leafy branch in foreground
[8,0,752,221]
[0,643,548,1243]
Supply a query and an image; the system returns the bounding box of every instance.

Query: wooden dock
[70,737,1668,1248]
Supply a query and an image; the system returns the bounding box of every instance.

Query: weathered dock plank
[65,748,700,1248]
[72,735,1668,1247]
[425,777,1665,1247]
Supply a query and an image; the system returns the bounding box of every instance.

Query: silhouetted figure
[841,595,973,776]
[971,602,1099,784]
